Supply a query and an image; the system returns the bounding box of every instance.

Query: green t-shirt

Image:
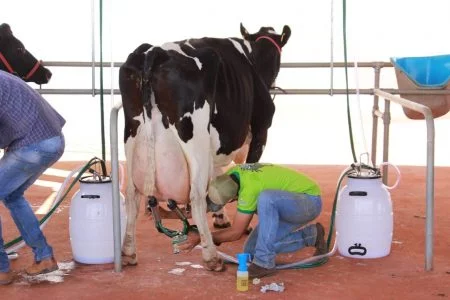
[227,163,321,214]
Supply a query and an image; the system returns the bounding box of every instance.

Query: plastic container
[391,54,450,119]
[70,175,127,264]
[336,168,399,259]
[236,253,250,292]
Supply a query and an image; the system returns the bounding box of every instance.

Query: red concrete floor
[1,162,449,299]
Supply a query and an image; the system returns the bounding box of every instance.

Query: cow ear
[0,23,13,37]
[240,23,250,40]
[280,25,291,47]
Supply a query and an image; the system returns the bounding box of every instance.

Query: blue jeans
[243,190,322,269]
[0,135,64,273]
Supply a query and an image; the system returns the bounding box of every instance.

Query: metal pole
[374,89,435,271]
[371,64,381,166]
[110,101,123,272]
[382,99,391,185]
[425,112,435,271]
[91,0,96,97]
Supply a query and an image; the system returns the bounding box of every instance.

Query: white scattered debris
[24,261,75,284]
[252,278,261,285]
[392,240,403,244]
[168,268,186,275]
[190,264,203,269]
[175,261,192,266]
[260,282,285,293]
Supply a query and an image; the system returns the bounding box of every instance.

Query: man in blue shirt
[0,70,65,284]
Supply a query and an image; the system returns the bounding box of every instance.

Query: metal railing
[373,89,435,271]
[35,60,445,272]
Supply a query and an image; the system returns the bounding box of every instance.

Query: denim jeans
[243,190,322,269]
[0,135,64,273]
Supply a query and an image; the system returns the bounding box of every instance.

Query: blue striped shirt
[0,70,65,150]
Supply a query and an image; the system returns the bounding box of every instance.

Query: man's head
[208,173,239,206]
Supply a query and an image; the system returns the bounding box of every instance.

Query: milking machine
[146,197,198,254]
[336,162,400,258]
[272,161,400,269]
[69,160,127,264]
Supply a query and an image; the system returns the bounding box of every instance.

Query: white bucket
[336,164,400,259]
[69,175,126,264]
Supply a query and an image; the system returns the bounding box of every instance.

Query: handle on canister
[380,162,401,190]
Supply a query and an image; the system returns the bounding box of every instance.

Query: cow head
[240,23,291,88]
[0,23,52,84]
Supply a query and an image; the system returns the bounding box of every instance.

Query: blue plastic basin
[391,54,450,88]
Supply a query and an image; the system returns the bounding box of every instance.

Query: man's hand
[178,231,201,252]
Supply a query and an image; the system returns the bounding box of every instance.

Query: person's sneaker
[25,256,58,276]
[313,223,327,256]
[0,271,13,285]
[248,263,277,279]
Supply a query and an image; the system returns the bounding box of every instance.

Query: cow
[0,23,52,84]
[118,23,291,271]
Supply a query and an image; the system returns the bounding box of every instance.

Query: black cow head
[0,23,52,84]
[240,23,291,48]
[239,23,291,89]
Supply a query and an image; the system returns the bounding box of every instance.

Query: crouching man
[179,163,327,278]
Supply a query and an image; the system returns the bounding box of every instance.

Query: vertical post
[91,0,96,97]
[371,64,381,166]
[424,113,435,271]
[373,89,435,272]
[382,99,391,185]
[110,102,123,272]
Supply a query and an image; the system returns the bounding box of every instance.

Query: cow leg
[246,129,268,163]
[121,138,144,266]
[175,123,223,271]
[122,185,141,266]
[210,165,232,229]
[190,178,223,271]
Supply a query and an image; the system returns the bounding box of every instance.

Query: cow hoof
[121,253,138,266]
[205,257,225,272]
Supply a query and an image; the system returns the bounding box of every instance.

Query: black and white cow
[0,23,52,84]
[119,23,291,271]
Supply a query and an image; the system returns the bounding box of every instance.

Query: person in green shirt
[180,163,326,278]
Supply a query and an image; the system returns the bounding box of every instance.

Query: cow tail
[200,49,221,123]
[141,47,170,116]
[138,47,169,197]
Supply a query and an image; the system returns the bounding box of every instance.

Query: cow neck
[255,36,281,55]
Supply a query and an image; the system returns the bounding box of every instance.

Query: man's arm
[179,211,254,251]
[211,211,253,245]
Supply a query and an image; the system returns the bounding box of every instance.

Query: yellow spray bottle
[236,253,250,292]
